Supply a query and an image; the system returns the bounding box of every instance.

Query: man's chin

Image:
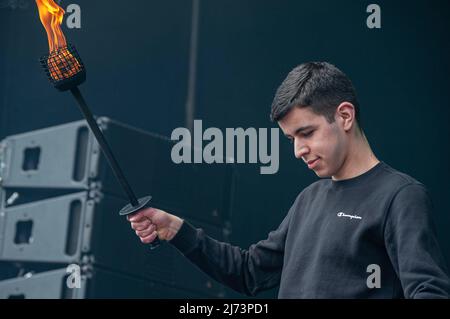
[314,169,331,179]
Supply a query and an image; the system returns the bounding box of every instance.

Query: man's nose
[294,140,309,159]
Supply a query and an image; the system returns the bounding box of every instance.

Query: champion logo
[337,211,362,220]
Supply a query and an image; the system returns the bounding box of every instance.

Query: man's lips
[306,158,319,169]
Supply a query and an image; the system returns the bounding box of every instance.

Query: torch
[35,0,160,249]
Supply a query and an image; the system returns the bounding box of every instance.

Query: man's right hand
[127,207,184,244]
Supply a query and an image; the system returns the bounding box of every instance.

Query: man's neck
[332,132,380,181]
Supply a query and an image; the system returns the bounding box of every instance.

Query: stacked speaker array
[0,118,236,298]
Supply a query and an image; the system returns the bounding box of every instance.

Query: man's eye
[303,131,313,137]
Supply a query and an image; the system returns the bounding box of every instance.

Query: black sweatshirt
[169,161,450,298]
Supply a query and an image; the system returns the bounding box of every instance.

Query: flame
[35,0,66,52]
[35,0,81,81]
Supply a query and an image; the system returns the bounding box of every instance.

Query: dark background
[1,0,449,298]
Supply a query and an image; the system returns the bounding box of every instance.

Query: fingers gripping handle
[119,195,161,250]
[146,234,161,250]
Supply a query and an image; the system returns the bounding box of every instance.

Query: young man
[128,62,450,298]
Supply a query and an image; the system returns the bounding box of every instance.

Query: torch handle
[70,87,139,207]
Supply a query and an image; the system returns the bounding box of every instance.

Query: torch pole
[38,45,159,248]
[70,86,139,207]
[70,86,160,249]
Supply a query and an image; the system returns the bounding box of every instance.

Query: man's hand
[127,207,184,244]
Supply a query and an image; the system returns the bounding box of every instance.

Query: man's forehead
[278,107,322,132]
[284,106,321,121]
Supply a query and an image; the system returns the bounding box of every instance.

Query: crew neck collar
[330,161,385,189]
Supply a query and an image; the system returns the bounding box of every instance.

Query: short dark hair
[270,62,361,130]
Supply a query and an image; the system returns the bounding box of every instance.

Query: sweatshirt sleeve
[384,183,450,298]
[168,206,294,296]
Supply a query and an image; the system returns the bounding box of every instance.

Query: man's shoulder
[374,162,428,194]
[298,162,427,196]
[377,162,422,184]
[295,178,330,199]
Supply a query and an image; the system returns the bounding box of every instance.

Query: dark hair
[270,62,362,131]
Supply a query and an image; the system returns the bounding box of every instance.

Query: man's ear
[336,102,356,132]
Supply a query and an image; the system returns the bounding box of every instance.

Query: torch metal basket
[40,44,86,91]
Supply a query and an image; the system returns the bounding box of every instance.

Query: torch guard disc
[119,195,161,250]
[119,195,152,216]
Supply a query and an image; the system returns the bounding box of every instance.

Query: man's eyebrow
[284,125,315,138]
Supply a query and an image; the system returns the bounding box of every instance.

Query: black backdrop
[1,0,449,298]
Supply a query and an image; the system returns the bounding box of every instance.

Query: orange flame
[35,0,66,52]
[35,0,82,81]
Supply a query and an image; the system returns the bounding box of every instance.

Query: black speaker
[0,266,216,299]
[0,118,238,298]
[0,117,236,227]
[0,190,233,297]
